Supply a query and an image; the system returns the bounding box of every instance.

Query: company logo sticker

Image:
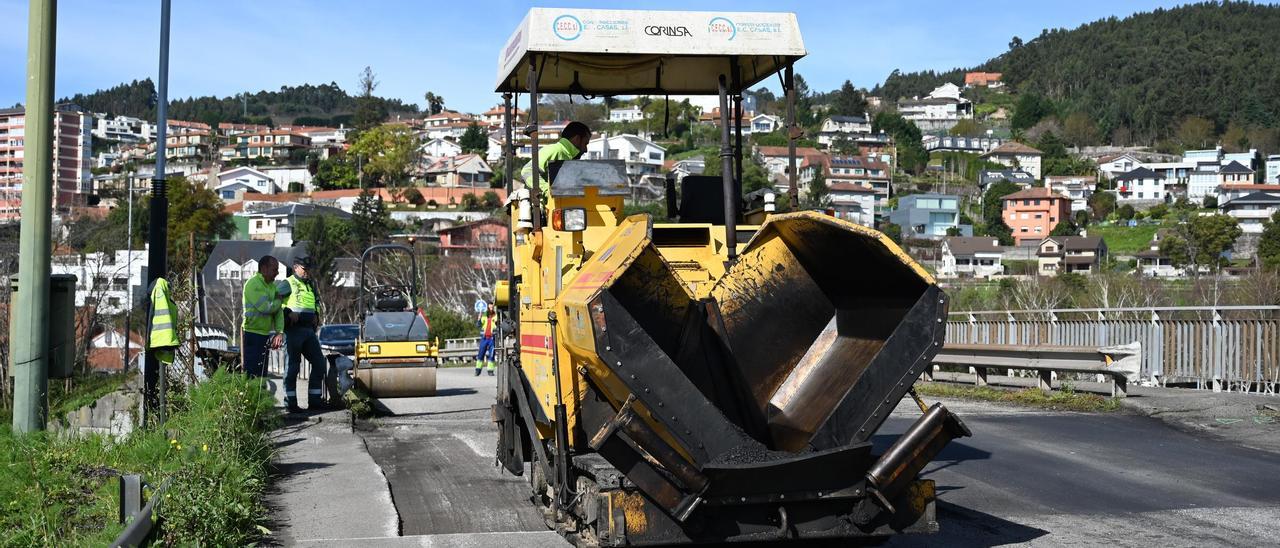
[708,16,736,41]
[645,25,693,37]
[553,14,583,41]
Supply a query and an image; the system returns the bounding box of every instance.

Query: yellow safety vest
[478,313,496,339]
[149,278,179,364]
[286,275,317,312]
[242,272,284,336]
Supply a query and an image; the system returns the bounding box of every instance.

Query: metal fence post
[1212,308,1223,392]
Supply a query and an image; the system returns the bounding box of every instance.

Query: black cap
[293,256,311,268]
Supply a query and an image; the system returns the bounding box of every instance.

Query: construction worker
[476,305,498,377]
[278,256,328,412]
[519,121,591,201]
[241,256,284,378]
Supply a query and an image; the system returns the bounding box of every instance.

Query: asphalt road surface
[358,368,1280,547]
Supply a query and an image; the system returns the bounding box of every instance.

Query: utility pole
[144,0,172,426]
[12,0,56,433]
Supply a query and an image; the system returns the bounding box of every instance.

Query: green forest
[872,2,1280,141]
[60,79,420,127]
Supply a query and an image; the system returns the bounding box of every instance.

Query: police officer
[241,256,284,378]
[278,256,328,412]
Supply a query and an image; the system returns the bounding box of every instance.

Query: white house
[1045,175,1094,213]
[486,134,504,163]
[898,83,973,132]
[586,134,666,179]
[215,166,277,198]
[1219,192,1280,234]
[51,247,148,315]
[1112,167,1167,203]
[980,142,1044,180]
[816,115,871,147]
[421,137,463,161]
[751,114,781,134]
[826,183,877,227]
[753,145,824,179]
[1097,152,1142,180]
[424,154,494,187]
[939,237,1004,279]
[608,107,645,123]
[1135,230,1183,278]
[93,114,154,143]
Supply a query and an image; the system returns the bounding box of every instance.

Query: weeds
[915,381,1123,413]
[0,370,279,546]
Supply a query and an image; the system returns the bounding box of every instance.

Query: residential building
[816,115,871,147]
[923,135,1004,154]
[1219,192,1280,234]
[826,183,877,227]
[1220,183,1280,203]
[1146,160,1195,195]
[889,193,971,239]
[436,218,509,272]
[1045,175,1094,213]
[939,236,1004,278]
[1219,161,1256,185]
[585,134,666,179]
[259,165,314,193]
[1111,167,1168,203]
[964,72,1003,88]
[86,328,144,372]
[423,110,474,127]
[424,154,493,187]
[218,130,311,162]
[215,166,278,200]
[898,83,973,132]
[667,157,705,180]
[0,104,94,213]
[753,145,824,179]
[243,203,351,246]
[1037,236,1107,275]
[608,107,645,123]
[1265,154,1280,184]
[978,170,1035,194]
[751,114,782,134]
[1097,152,1142,180]
[485,133,504,163]
[1002,187,1072,245]
[294,125,349,147]
[153,130,213,162]
[92,114,154,143]
[480,105,526,127]
[50,247,148,315]
[421,137,463,162]
[1135,229,1182,278]
[980,141,1044,180]
[804,155,892,213]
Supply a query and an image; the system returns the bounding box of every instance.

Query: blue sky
[1,0,1190,114]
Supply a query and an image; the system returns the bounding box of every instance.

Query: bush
[423,304,473,340]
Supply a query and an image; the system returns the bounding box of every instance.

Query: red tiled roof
[983,141,1043,156]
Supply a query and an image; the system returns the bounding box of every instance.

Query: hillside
[872,2,1280,140]
[61,79,420,127]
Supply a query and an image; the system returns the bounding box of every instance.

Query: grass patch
[916,381,1122,413]
[0,370,278,546]
[1088,224,1160,255]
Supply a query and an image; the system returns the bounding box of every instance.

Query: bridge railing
[947,306,1280,392]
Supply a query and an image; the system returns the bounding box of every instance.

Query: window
[1021,213,1030,220]
[1034,214,1042,219]
[1020,227,1029,232]
[1045,245,1055,252]
[917,198,940,209]
[649,152,661,161]
[221,190,235,199]
[1034,227,1042,233]
[1024,199,1030,206]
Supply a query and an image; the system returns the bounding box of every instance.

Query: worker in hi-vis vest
[518,121,591,203]
[148,277,180,365]
[241,256,285,378]
[276,256,328,413]
[476,305,498,377]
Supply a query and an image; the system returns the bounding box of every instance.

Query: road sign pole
[12,0,57,433]
[144,0,171,426]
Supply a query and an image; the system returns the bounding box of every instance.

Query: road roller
[489,8,970,545]
[352,244,439,398]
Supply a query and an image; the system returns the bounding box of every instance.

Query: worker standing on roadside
[519,121,592,202]
[278,257,328,412]
[241,256,284,378]
[476,305,498,377]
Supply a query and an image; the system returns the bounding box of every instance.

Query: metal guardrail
[111,474,172,547]
[931,342,1141,397]
[948,307,1280,392]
